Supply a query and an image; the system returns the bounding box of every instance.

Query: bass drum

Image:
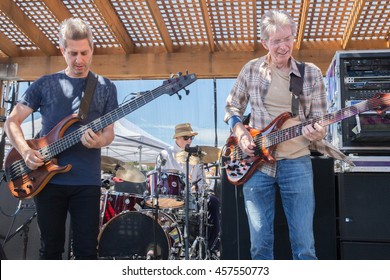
[98,210,182,260]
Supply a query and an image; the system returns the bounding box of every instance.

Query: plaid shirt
[225,54,351,177]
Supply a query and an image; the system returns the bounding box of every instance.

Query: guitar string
[7,83,170,179]
[264,97,387,147]
[45,75,194,156]
[7,76,193,181]
[231,96,390,160]
[9,92,390,180]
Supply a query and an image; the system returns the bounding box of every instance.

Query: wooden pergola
[0,0,389,81]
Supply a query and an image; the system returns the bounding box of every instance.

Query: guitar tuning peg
[170,73,175,78]
[184,89,190,95]
[177,72,182,77]
[176,93,182,100]
[186,70,189,75]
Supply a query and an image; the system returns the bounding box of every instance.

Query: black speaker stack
[337,172,390,259]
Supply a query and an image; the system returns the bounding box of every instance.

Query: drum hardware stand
[189,174,214,260]
[149,154,165,260]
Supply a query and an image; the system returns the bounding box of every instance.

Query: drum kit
[98,146,221,260]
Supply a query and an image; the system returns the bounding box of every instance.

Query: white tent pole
[138,145,142,170]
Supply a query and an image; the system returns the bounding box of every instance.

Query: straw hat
[173,123,198,139]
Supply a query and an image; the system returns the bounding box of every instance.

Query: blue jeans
[243,156,317,260]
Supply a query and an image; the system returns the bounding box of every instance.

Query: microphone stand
[3,212,37,260]
[183,145,201,260]
[184,152,190,260]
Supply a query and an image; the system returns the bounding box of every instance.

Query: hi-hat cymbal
[175,146,221,164]
[101,156,125,173]
[115,166,146,183]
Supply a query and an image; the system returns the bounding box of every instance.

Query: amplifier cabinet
[340,241,390,260]
[326,50,390,155]
[338,173,390,242]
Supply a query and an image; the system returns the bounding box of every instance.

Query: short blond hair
[59,18,94,50]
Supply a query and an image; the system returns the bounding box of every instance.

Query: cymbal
[115,166,146,183]
[199,146,221,163]
[175,146,221,164]
[175,151,200,165]
[101,156,125,173]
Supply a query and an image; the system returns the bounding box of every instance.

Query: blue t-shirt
[18,71,118,186]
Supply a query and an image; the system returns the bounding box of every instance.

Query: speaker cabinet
[220,156,337,260]
[338,173,390,242]
[0,173,71,260]
[340,242,390,260]
[220,170,251,260]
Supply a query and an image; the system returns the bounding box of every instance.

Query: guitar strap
[290,61,305,117]
[78,71,98,122]
[243,62,306,125]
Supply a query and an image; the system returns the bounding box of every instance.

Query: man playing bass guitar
[4,18,118,259]
[224,10,348,260]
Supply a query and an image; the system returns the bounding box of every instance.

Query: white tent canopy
[6,117,169,166]
[102,118,170,164]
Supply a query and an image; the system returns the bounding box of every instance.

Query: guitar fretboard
[257,96,382,149]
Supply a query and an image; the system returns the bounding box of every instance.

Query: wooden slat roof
[0,0,389,80]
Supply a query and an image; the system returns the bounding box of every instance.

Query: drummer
[159,123,220,252]
[159,123,201,184]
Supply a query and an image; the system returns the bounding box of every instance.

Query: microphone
[157,153,166,167]
[192,178,202,186]
[185,144,201,154]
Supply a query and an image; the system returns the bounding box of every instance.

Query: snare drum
[100,190,144,228]
[145,170,185,209]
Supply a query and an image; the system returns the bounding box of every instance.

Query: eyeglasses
[268,35,294,47]
[182,136,194,140]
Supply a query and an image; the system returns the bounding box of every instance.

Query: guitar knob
[29,177,36,181]
[26,184,33,189]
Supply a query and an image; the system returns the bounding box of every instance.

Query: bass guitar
[5,73,197,199]
[223,93,390,185]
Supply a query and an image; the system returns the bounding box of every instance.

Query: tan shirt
[264,65,310,160]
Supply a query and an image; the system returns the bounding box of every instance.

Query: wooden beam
[296,0,310,50]
[42,0,72,21]
[342,0,365,49]
[199,0,215,52]
[2,40,389,81]
[93,0,135,53]
[0,0,57,56]
[146,0,174,52]
[0,32,21,57]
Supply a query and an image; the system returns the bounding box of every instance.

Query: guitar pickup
[14,188,27,194]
